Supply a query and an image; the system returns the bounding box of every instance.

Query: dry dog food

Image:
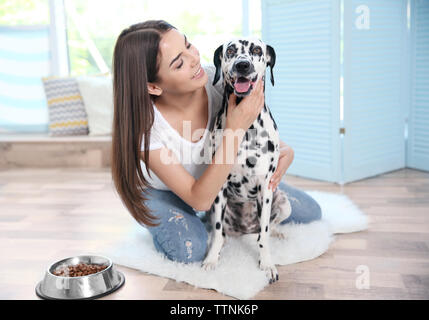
[52,263,107,277]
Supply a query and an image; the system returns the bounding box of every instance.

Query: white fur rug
[95,191,368,300]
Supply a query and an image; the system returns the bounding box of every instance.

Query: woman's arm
[145,137,294,211]
[142,128,245,211]
[144,82,265,211]
[190,128,246,210]
[144,79,264,211]
[268,140,294,191]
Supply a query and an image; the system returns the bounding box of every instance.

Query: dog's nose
[234,60,250,73]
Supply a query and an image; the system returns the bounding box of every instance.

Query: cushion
[76,73,113,136]
[42,76,89,136]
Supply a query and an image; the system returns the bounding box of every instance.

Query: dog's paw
[201,257,219,271]
[259,260,279,284]
[270,229,286,240]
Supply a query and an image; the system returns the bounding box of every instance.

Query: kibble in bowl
[36,255,125,300]
[52,263,108,277]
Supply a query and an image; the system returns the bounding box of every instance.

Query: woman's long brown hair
[111,20,176,227]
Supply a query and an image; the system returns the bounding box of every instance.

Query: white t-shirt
[140,64,224,190]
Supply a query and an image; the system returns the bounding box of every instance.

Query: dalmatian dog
[201,37,292,284]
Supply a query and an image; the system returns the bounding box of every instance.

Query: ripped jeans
[144,180,322,264]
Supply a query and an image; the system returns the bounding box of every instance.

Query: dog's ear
[212,44,223,86]
[266,44,276,86]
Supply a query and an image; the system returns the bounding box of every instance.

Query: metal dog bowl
[35,255,125,300]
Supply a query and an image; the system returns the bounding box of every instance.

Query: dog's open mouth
[234,76,255,94]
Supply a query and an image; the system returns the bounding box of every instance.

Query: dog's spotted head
[212,37,276,97]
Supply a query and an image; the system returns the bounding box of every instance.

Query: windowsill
[0,132,112,168]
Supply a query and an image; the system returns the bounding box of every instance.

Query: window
[0,0,51,133]
[0,0,261,133]
[65,0,261,76]
[0,0,50,25]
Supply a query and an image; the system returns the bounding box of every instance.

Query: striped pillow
[41,76,89,136]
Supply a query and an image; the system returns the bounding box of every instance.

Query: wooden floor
[0,167,428,300]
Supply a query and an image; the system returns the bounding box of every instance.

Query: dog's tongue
[234,80,251,93]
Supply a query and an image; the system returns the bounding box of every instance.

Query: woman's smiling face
[151,28,208,96]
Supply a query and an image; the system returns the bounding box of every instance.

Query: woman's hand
[269,143,294,192]
[225,78,265,132]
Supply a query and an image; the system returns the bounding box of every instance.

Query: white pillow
[77,74,113,136]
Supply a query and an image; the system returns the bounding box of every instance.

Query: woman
[111,20,321,264]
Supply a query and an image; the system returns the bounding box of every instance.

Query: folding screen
[342,0,408,182]
[407,0,429,171]
[262,0,427,183]
[261,0,341,183]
